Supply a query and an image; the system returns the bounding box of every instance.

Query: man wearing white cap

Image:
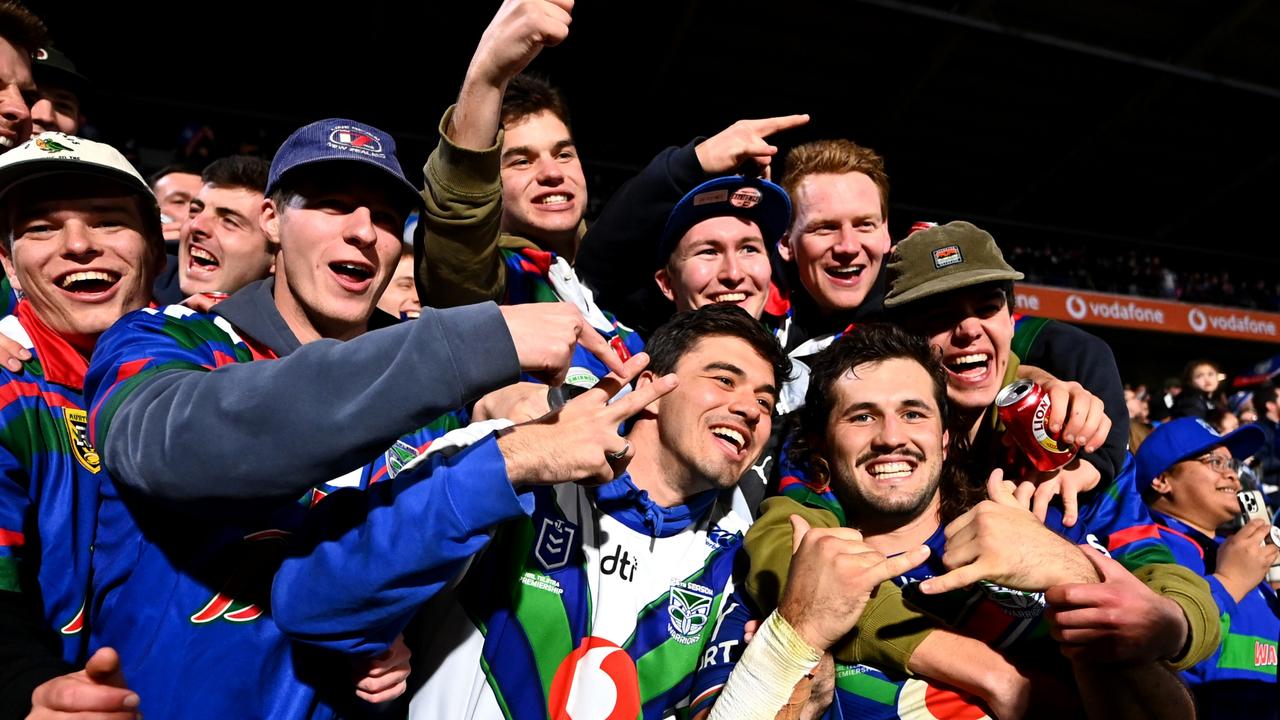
[0,132,160,718]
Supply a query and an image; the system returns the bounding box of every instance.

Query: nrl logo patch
[533,516,577,571]
[931,244,963,269]
[63,408,100,473]
[384,439,420,479]
[979,581,1045,618]
[668,581,714,644]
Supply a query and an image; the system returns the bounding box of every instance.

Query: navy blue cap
[1135,417,1266,488]
[657,176,791,266]
[266,119,423,212]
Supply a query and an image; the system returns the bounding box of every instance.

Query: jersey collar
[16,299,93,391]
[595,473,717,538]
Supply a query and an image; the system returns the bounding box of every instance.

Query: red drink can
[996,379,1077,472]
[201,291,231,304]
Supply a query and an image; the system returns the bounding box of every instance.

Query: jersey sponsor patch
[63,408,100,473]
[548,636,641,720]
[897,677,990,719]
[668,580,714,644]
[565,366,600,389]
[384,439,420,479]
[534,517,577,571]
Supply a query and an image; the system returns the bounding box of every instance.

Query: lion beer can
[996,379,1077,472]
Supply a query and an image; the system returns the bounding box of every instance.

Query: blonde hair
[779,139,890,219]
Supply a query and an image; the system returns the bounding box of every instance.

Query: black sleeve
[0,591,73,719]
[1023,321,1128,485]
[574,138,709,335]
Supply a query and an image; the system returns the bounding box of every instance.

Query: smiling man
[0,133,162,717]
[653,176,791,321]
[176,155,275,299]
[694,325,1196,720]
[1137,418,1280,719]
[771,139,892,352]
[81,117,635,719]
[416,0,642,389]
[264,304,791,720]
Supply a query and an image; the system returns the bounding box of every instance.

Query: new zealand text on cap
[266,119,423,212]
[657,176,791,266]
[884,220,1024,308]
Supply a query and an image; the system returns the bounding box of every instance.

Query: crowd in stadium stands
[1007,243,1280,311]
[1,2,1278,720]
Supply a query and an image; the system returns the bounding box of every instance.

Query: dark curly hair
[793,322,980,524]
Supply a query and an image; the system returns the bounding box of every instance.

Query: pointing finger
[744,114,811,137]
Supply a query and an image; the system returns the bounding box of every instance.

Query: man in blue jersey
[0,133,160,719]
[696,324,1195,720]
[1136,417,1280,719]
[268,304,792,720]
[81,116,642,720]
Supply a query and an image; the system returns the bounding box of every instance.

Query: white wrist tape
[708,611,823,720]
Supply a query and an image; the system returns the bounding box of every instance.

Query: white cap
[0,133,154,202]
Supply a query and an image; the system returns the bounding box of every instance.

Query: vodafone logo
[1188,309,1208,333]
[898,677,990,719]
[1066,295,1087,320]
[548,637,641,720]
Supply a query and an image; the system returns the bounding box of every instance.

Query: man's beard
[831,448,941,526]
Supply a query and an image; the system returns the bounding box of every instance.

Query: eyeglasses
[1193,455,1241,476]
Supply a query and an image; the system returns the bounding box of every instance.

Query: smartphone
[1237,490,1280,583]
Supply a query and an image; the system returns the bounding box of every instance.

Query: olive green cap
[883,221,1024,308]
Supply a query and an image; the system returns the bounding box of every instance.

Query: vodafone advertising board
[1013,283,1280,344]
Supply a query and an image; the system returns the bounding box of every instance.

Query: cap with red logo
[266,119,423,213]
[657,175,791,266]
[883,220,1023,309]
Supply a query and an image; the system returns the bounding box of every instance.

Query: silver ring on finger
[607,441,631,461]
